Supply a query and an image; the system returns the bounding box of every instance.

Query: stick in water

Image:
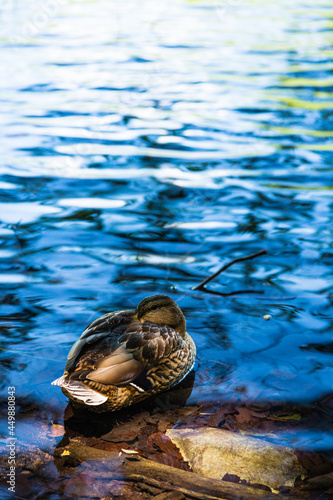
[193,249,267,292]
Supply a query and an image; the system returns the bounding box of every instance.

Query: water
[0,0,333,455]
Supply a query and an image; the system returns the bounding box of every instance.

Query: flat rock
[166,427,306,490]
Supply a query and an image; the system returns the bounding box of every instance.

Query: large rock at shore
[166,427,305,490]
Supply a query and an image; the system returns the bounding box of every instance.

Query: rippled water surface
[1,0,333,451]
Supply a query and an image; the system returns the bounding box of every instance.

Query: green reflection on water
[281,77,333,87]
[268,127,333,138]
[267,96,333,110]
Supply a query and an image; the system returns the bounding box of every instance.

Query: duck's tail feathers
[51,376,108,406]
[51,375,67,386]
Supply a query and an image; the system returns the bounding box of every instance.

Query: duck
[52,294,196,412]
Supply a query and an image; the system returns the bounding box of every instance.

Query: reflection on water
[0,0,333,455]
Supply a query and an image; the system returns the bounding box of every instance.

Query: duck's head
[135,295,186,338]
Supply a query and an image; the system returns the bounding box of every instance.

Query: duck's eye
[150,305,158,311]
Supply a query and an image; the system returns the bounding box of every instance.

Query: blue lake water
[0,0,333,452]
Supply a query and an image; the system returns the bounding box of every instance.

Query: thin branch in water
[194,288,265,297]
[193,248,267,293]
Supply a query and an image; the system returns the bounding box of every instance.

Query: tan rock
[166,427,305,490]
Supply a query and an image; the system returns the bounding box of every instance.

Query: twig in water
[193,288,264,298]
[193,249,267,294]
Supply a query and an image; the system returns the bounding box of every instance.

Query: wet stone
[167,427,306,490]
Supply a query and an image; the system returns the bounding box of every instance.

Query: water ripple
[0,0,333,451]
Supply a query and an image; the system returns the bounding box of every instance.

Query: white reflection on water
[0,202,61,223]
[58,198,126,209]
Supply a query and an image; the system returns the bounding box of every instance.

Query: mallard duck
[52,295,196,412]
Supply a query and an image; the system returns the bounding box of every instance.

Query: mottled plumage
[52,295,196,412]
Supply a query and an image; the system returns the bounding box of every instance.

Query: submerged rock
[166,427,305,490]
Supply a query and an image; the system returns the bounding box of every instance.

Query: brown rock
[302,472,333,491]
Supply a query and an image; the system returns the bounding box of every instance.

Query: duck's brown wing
[120,321,181,361]
[81,321,182,390]
[53,320,184,406]
[64,309,135,372]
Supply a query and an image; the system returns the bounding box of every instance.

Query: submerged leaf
[270,414,301,421]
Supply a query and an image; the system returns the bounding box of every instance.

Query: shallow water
[0,0,333,455]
